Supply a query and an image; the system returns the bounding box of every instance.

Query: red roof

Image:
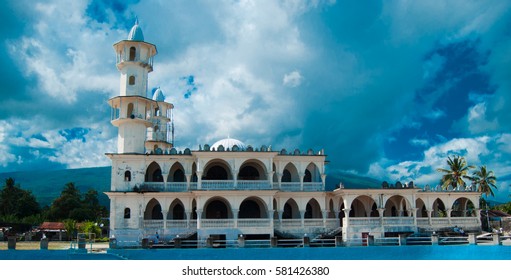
[39,222,65,231]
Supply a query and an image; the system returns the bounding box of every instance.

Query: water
[1,245,511,260]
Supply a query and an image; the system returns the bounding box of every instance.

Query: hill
[0,167,111,208]
[0,166,382,208]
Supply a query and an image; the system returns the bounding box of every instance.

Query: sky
[0,0,510,201]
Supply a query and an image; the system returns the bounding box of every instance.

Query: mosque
[105,21,482,246]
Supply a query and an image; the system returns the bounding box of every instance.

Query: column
[300,210,306,228]
[322,210,329,228]
[277,173,282,190]
[233,169,238,189]
[162,210,168,232]
[299,173,305,191]
[186,211,192,228]
[342,208,351,242]
[196,210,203,229]
[267,172,274,189]
[269,210,275,230]
[378,208,385,233]
[446,208,452,226]
[427,210,433,226]
[196,171,203,190]
[185,174,192,191]
[233,209,239,228]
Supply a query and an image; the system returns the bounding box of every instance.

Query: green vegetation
[436,155,475,190]
[0,178,108,230]
[471,166,498,197]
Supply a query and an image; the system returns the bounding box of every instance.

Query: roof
[211,138,247,151]
[128,19,144,41]
[39,222,65,231]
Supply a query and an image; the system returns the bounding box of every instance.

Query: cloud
[283,70,303,87]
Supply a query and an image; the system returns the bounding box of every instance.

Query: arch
[304,162,321,182]
[144,198,163,220]
[384,195,410,217]
[204,197,233,219]
[238,197,268,218]
[350,195,378,217]
[127,103,134,118]
[283,198,300,219]
[192,162,198,182]
[415,198,427,217]
[238,159,267,180]
[124,207,131,219]
[168,199,186,220]
[129,46,136,61]
[432,198,447,217]
[282,163,299,182]
[168,162,186,182]
[145,162,163,182]
[203,159,232,180]
[192,199,197,220]
[273,199,278,219]
[305,198,322,219]
[451,197,475,217]
[124,171,131,182]
[129,75,135,85]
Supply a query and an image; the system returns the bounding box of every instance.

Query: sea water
[1,245,511,260]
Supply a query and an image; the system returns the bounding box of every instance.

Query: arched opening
[145,162,163,182]
[129,47,136,61]
[239,197,267,218]
[384,195,409,217]
[283,199,300,219]
[433,198,447,217]
[168,199,185,220]
[305,199,322,219]
[127,103,134,118]
[350,196,378,217]
[203,160,232,180]
[451,197,475,217]
[168,162,186,182]
[124,171,131,182]
[124,208,131,219]
[282,163,299,182]
[339,201,345,226]
[416,198,427,217]
[192,199,197,220]
[144,198,163,220]
[129,75,135,85]
[238,166,259,180]
[204,198,232,219]
[304,169,312,182]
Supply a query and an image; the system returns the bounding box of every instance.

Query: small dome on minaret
[127,19,144,41]
[152,87,166,101]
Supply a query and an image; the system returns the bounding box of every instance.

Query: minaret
[108,20,173,154]
[145,87,174,153]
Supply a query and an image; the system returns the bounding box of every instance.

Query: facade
[106,22,483,246]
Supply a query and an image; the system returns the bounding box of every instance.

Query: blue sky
[0,0,510,201]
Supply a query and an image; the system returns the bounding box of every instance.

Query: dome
[211,138,247,151]
[127,20,144,41]
[152,87,165,101]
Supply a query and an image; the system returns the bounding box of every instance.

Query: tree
[436,155,474,190]
[471,166,497,197]
[0,178,41,219]
[63,219,77,241]
[47,182,106,222]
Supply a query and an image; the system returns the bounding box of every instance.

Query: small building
[39,222,66,241]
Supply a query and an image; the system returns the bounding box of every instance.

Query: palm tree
[471,166,497,197]
[436,155,474,190]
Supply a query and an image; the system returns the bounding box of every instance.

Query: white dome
[128,20,144,41]
[211,138,247,151]
[152,87,165,101]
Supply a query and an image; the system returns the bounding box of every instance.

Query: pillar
[196,171,203,190]
[196,210,203,229]
[185,174,192,190]
[300,210,306,228]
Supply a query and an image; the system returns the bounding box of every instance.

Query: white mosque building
[105,21,483,246]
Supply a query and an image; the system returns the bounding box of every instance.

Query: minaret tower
[108,20,174,154]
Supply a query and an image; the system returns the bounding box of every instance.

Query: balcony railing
[133,180,324,192]
[238,219,271,228]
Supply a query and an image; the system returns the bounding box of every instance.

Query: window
[129,47,136,61]
[124,171,131,182]
[129,75,135,85]
[124,208,131,219]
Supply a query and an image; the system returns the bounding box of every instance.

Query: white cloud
[409,138,429,147]
[283,70,303,88]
